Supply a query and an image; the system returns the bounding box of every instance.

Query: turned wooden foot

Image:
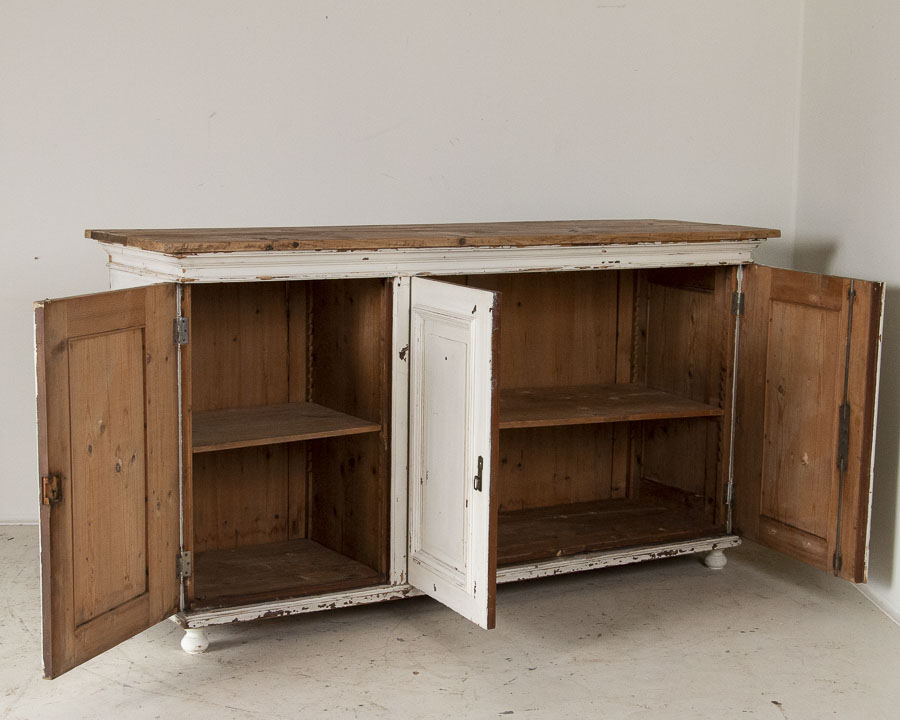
[181,628,209,654]
[704,548,727,570]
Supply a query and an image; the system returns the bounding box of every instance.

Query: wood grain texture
[734,265,883,582]
[191,402,381,453]
[468,271,618,389]
[191,446,290,552]
[498,498,721,566]
[87,220,780,254]
[36,284,179,678]
[68,328,148,626]
[193,538,384,608]
[497,425,614,511]
[190,283,292,553]
[467,271,621,513]
[308,279,391,575]
[499,384,723,429]
[638,268,731,520]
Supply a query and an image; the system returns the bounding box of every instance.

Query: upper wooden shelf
[192,402,381,453]
[499,384,724,430]
[86,219,779,254]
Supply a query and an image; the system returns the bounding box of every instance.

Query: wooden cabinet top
[87,219,779,254]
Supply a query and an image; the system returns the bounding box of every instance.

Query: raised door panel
[36,284,180,678]
[734,265,882,582]
[407,277,499,629]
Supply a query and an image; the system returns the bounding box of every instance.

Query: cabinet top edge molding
[87,219,780,255]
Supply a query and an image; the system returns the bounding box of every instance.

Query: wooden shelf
[498,499,722,566]
[499,383,723,430]
[193,538,384,608]
[192,402,381,453]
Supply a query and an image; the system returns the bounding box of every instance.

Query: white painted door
[407,277,500,629]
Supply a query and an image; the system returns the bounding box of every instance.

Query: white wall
[793,0,900,619]
[0,0,805,522]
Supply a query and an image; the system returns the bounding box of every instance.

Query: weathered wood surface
[733,265,883,582]
[87,219,779,254]
[36,284,179,678]
[193,538,383,608]
[192,402,381,453]
[499,383,723,429]
[498,498,721,566]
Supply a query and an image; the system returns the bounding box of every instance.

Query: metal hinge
[174,317,189,346]
[474,456,484,492]
[836,402,851,472]
[41,475,61,506]
[176,550,192,580]
[731,291,745,316]
[725,482,734,507]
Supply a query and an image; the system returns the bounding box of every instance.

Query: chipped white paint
[406,277,497,629]
[389,276,411,585]
[497,536,741,583]
[102,240,761,284]
[175,537,740,631]
[178,583,423,628]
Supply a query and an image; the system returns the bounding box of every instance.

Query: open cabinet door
[733,265,883,582]
[35,284,181,678]
[407,277,500,629]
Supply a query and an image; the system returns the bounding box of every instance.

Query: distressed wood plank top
[86,219,779,254]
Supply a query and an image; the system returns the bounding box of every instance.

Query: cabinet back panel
[467,272,619,389]
[637,268,731,519]
[308,279,390,575]
[497,425,617,511]
[192,445,290,552]
[191,283,291,411]
[190,283,296,552]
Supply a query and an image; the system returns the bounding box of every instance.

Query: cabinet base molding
[173,536,740,631]
[496,535,741,584]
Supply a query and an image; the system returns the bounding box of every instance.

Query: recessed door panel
[407,277,499,629]
[36,284,180,678]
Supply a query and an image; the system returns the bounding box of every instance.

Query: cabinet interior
[185,279,391,609]
[457,266,734,566]
[185,267,734,609]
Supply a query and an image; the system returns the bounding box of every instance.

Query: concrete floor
[1,526,898,720]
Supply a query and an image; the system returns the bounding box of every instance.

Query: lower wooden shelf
[498,499,722,567]
[192,538,384,608]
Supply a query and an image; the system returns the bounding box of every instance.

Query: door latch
[41,475,61,505]
[474,456,484,492]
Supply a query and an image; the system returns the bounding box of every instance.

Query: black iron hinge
[731,291,745,316]
[836,402,851,472]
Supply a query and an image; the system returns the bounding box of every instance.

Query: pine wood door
[407,277,500,629]
[734,265,883,582]
[36,284,181,678]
